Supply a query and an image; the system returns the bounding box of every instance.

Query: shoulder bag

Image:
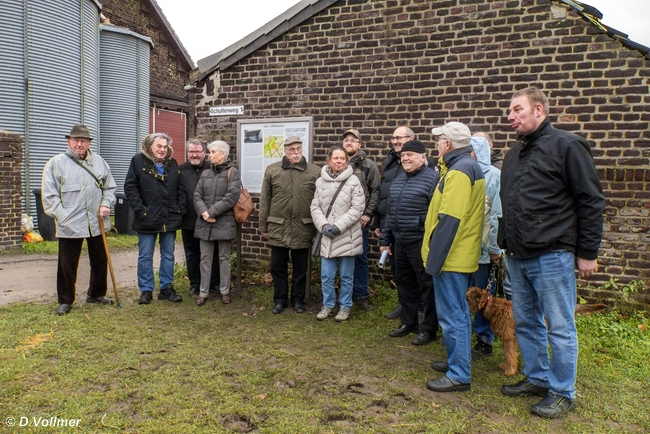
[227,167,255,224]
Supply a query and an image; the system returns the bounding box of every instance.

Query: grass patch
[1,278,649,433]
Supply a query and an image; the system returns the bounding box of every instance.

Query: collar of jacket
[441,146,472,170]
[65,148,93,161]
[349,150,367,165]
[281,156,307,170]
[191,159,209,171]
[405,163,427,177]
[519,117,551,146]
[143,157,171,181]
[211,159,231,173]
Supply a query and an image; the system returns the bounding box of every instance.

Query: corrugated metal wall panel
[0,0,26,136]
[24,0,101,221]
[82,0,101,150]
[99,27,151,194]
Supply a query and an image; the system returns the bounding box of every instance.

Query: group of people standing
[41,86,604,419]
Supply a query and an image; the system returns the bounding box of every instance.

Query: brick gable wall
[194,0,649,305]
[0,131,24,250]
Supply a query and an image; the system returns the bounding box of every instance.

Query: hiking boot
[221,294,231,304]
[138,291,153,305]
[195,296,207,306]
[358,296,375,311]
[531,392,575,419]
[385,304,402,319]
[335,307,350,322]
[316,306,333,321]
[158,286,182,302]
[471,340,493,360]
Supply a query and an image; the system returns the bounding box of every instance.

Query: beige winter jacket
[310,165,365,258]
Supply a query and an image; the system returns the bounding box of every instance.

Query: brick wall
[0,131,24,250]
[194,0,650,305]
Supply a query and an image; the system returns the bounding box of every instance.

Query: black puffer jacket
[124,149,186,234]
[380,165,439,246]
[498,119,605,260]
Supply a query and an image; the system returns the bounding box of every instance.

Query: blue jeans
[353,225,369,300]
[137,231,176,292]
[321,256,355,309]
[433,271,472,384]
[470,263,494,345]
[508,251,577,400]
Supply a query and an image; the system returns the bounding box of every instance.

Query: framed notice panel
[237,117,314,194]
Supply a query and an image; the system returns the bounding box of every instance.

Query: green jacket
[259,156,321,249]
[422,147,485,275]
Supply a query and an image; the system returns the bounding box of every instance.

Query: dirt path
[0,243,186,306]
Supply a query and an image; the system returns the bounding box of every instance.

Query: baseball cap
[342,129,360,140]
[431,122,471,147]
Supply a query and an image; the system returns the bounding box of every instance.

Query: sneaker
[358,296,375,311]
[531,392,575,419]
[385,304,402,319]
[471,340,493,360]
[138,291,153,305]
[316,306,333,321]
[335,307,350,322]
[158,286,182,302]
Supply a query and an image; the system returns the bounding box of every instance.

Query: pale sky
[154,0,650,64]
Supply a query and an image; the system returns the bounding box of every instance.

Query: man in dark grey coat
[259,136,320,314]
[179,138,219,297]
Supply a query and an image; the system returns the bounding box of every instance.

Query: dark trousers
[271,246,308,306]
[57,236,107,304]
[394,238,438,336]
[181,229,220,290]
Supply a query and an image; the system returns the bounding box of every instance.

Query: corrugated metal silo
[0,0,26,136]
[22,0,102,220]
[99,25,152,195]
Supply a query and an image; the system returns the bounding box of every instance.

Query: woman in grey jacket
[193,141,240,306]
[310,145,365,322]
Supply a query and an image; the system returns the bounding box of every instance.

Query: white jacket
[310,165,365,258]
[42,149,116,238]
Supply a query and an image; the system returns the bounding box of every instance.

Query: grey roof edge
[193,0,339,82]
[100,24,154,47]
[146,0,196,69]
[555,0,650,59]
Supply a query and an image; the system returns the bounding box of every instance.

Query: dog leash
[485,264,497,294]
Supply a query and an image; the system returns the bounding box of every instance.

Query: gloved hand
[322,224,335,239]
[329,225,341,236]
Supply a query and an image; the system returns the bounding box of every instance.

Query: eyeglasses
[285,147,302,154]
[187,151,204,155]
[436,136,449,143]
[391,135,412,141]
[343,138,359,144]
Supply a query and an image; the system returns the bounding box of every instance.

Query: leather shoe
[86,296,113,305]
[195,296,207,306]
[411,331,433,346]
[531,392,575,419]
[271,303,285,314]
[221,294,231,304]
[138,291,153,305]
[293,303,306,314]
[385,304,402,320]
[56,304,71,315]
[430,361,449,373]
[471,340,493,360]
[388,324,418,337]
[426,375,470,392]
[501,378,549,397]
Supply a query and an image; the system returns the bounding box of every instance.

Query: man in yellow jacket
[422,121,485,392]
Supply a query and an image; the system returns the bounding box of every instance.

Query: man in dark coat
[380,140,440,346]
[124,132,186,305]
[179,138,219,297]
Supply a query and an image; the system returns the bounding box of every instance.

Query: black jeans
[394,238,438,336]
[271,246,308,306]
[181,229,219,290]
[57,236,107,304]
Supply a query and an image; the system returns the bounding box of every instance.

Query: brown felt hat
[65,124,93,141]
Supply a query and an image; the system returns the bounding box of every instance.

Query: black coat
[498,119,605,260]
[179,159,210,230]
[124,153,186,233]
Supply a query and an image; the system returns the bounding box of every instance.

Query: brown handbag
[227,167,255,224]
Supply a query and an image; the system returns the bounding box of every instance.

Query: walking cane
[98,212,122,308]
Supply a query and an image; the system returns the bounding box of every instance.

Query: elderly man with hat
[422,121,485,392]
[379,140,440,345]
[41,124,117,315]
[259,136,320,314]
[342,128,380,311]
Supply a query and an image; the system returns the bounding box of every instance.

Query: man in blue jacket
[499,87,605,419]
